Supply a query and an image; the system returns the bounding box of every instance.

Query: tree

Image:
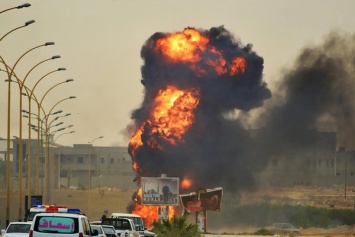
[151,215,201,237]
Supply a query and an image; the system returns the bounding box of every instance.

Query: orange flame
[156,28,246,76]
[181,178,193,189]
[132,205,175,228]
[230,56,246,75]
[129,86,200,160]
[132,188,176,228]
[156,28,208,63]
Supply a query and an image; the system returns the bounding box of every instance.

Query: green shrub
[253,228,273,235]
[207,203,355,230]
[152,215,201,237]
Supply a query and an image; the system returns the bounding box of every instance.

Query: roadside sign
[141,177,180,206]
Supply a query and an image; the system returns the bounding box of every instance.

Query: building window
[101,157,104,164]
[111,158,114,164]
[78,157,83,163]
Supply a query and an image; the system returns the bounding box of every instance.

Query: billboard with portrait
[141,177,180,206]
[180,187,223,213]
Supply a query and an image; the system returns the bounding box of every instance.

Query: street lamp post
[0,3,31,15]
[18,55,60,221]
[54,130,75,143]
[43,96,76,203]
[1,54,61,220]
[1,41,54,226]
[88,136,104,190]
[22,68,65,211]
[26,109,63,196]
[0,20,35,42]
[21,56,62,196]
[1,4,32,223]
[19,55,60,221]
[54,130,75,190]
[87,136,103,219]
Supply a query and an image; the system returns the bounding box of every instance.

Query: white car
[1,222,31,237]
[110,213,156,237]
[101,218,139,237]
[90,224,107,237]
[29,212,99,237]
[101,225,118,237]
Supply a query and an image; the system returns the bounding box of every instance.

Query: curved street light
[21,70,66,208]
[19,56,61,199]
[0,41,55,226]
[87,136,104,217]
[89,136,104,144]
[49,125,73,144]
[54,131,75,143]
[12,55,60,221]
[0,3,31,15]
[43,96,76,203]
[0,20,35,42]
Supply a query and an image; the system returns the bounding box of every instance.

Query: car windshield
[102,219,132,230]
[7,224,31,233]
[282,223,294,229]
[28,211,44,221]
[91,225,104,234]
[103,226,116,234]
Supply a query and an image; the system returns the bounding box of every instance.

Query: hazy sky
[1,0,354,147]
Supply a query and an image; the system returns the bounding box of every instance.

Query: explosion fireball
[127,26,271,227]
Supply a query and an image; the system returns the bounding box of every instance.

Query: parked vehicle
[29,207,98,237]
[90,221,103,225]
[101,225,118,237]
[26,204,81,222]
[269,223,301,234]
[90,224,107,237]
[102,217,139,237]
[90,221,120,237]
[110,213,156,237]
[1,222,31,237]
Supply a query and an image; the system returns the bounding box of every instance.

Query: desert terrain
[2,185,355,236]
[59,185,355,236]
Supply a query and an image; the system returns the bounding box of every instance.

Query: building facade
[54,144,137,190]
[2,131,355,193]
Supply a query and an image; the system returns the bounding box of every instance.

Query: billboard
[141,177,180,206]
[180,187,223,213]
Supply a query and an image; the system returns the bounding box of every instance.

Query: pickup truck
[101,217,139,237]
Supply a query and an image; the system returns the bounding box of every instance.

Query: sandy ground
[2,185,355,236]
[202,225,355,236]
[300,225,355,236]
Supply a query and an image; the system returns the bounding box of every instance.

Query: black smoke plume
[128,26,355,193]
[258,30,355,154]
[128,26,271,192]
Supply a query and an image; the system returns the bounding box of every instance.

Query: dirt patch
[301,225,355,236]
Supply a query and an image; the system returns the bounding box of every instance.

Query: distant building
[257,131,355,187]
[54,144,137,190]
[2,130,355,193]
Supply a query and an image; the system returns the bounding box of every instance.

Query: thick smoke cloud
[129,26,271,192]
[128,26,355,193]
[259,30,355,152]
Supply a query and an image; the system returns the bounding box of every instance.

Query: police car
[29,206,98,237]
[26,204,68,222]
